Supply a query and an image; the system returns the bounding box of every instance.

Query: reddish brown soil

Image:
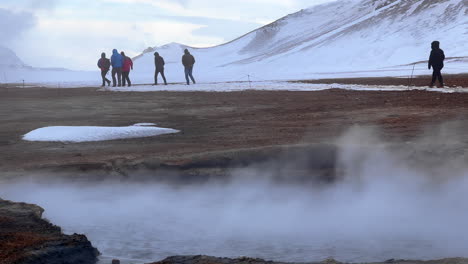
[150,255,468,264]
[296,73,468,88]
[1,84,468,175]
[0,199,99,264]
[0,232,52,264]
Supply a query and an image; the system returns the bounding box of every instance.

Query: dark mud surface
[0,199,99,264]
[296,73,468,88]
[151,255,468,264]
[1,83,468,179]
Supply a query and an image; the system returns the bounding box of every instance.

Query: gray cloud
[176,0,189,7]
[26,0,59,10]
[0,8,36,44]
[0,0,58,45]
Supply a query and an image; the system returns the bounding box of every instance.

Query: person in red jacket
[121,51,133,87]
[97,52,111,87]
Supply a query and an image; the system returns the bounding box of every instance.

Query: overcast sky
[0,0,334,70]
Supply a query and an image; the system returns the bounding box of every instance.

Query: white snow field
[1,0,467,86]
[104,81,468,93]
[23,124,179,143]
[129,0,468,84]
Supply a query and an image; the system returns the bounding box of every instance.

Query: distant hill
[0,46,26,68]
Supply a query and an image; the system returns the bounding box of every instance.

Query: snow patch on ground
[102,81,468,94]
[133,123,157,127]
[23,124,179,143]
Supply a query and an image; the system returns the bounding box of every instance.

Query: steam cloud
[1,126,468,263]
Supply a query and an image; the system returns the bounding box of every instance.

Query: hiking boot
[107,80,111,86]
[128,84,131,87]
[439,83,445,88]
[429,83,434,88]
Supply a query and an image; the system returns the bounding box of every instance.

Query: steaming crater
[2,128,468,264]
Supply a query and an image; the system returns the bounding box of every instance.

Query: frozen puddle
[23,124,179,142]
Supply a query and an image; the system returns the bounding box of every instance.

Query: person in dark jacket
[154,52,167,85]
[97,52,111,87]
[182,49,196,85]
[111,49,123,87]
[121,51,133,87]
[428,41,445,88]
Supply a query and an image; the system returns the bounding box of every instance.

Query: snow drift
[23,124,179,143]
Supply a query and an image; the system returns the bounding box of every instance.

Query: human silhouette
[154,52,167,85]
[121,51,133,87]
[97,52,111,87]
[111,49,123,87]
[182,49,196,85]
[428,41,445,88]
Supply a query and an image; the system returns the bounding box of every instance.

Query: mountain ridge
[133,0,468,82]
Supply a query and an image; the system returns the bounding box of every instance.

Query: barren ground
[1,75,468,178]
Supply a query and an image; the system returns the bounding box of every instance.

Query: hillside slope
[133,0,468,83]
[0,46,26,68]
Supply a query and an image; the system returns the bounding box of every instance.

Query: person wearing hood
[97,52,111,87]
[154,52,167,85]
[111,49,123,87]
[428,41,445,88]
[121,51,133,87]
[182,49,196,85]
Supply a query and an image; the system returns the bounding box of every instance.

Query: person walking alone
[154,52,167,85]
[97,52,111,87]
[121,51,133,87]
[111,49,123,87]
[182,49,196,85]
[428,41,445,88]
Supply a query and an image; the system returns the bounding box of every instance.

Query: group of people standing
[98,41,445,88]
[153,49,196,86]
[97,49,133,87]
[97,48,196,87]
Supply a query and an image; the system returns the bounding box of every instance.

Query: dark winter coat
[182,51,195,67]
[428,41,445,70]
[97,58,111,71]
[155,55,165,70]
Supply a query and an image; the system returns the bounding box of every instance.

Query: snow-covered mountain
[133,0,468,82]
[0,46,96,85]
[0,46,26,68]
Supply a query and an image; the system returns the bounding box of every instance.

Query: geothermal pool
[2,167,468,264]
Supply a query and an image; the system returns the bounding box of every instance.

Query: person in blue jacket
[111,49,124,87]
